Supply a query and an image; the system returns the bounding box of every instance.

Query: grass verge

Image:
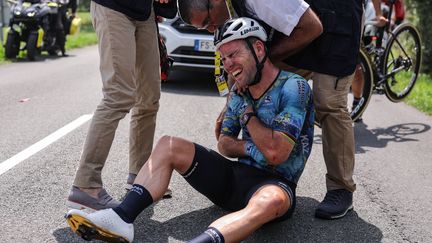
[0,45,5,64]
[65,12,97,50]
[404,73,432,115]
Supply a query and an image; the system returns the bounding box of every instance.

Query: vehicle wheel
[27,32,39,61]
[382,23,422,102]
[349,48,374,122]
[5,30,20,59]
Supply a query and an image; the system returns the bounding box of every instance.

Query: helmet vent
[214,17,268,49]
[224,33,234,39]
[232,24,242,31]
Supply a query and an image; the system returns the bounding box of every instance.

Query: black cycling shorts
[181,143,297,222]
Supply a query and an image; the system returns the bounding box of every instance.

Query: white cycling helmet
[214,17,268,49]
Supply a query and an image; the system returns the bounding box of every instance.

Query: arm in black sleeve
[68,0,77,14]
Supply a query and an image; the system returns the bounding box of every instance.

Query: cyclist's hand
[375,15,388,27]
[155,0,169,3]
[227,74,248,94]
[235,82,249,94]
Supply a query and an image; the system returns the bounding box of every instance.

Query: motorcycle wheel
[5,30,20,59]
[27,32,39,61]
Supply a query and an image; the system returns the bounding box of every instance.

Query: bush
[78,0,91,11]
[65,12,97,50]
[0,45,5,64]
[77,11,94,32]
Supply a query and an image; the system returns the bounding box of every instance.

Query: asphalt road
[0,46,431,242]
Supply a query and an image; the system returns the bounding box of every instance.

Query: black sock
[353,97,361,106]
[187,227,225,243]
[113,184,153,223]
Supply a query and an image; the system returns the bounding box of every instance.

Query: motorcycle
[4,0,69,60]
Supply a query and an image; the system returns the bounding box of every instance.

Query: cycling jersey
[221,70,314,184]
[383,0,405,21]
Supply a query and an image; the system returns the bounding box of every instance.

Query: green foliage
[66,12,97,49]
[1,28,10,64]
[77,0,91,12]
[75,11,94,32]
[405,73,432,115]
[0,45,7,64]
[406,0,432,75]
[66,31,97,49]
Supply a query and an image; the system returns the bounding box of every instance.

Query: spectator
[66,0,171,211]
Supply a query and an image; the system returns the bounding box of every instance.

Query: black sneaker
[315,189,353,219]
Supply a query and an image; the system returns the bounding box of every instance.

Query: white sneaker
[66,208,134,243]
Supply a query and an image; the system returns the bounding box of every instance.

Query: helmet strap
[245,38,267,86]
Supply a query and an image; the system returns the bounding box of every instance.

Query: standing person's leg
[68,2,139,210]
[55,6,67,56]
[128,9,161,187]
[352,64,365,121]
[312,72,356,219]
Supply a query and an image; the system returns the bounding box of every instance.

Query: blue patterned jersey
[221,70,314,184]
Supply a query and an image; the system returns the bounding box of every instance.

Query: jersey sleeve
[246,0,309,36]
[271,75,312,143]
[220,93,243,138]
[244,140,267,164]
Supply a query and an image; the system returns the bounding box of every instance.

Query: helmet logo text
[241,27,259,36]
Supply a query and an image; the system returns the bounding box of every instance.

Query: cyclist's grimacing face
[189,0,230,33]
[219,40,257,88]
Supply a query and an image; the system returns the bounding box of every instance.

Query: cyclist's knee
[248,186,290,220]
[156,136,194,167]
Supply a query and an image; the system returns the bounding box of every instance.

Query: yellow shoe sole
[66,213,130,243]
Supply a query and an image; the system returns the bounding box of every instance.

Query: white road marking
[0,114,93,176]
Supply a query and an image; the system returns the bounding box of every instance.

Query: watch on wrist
[241,112,257,127]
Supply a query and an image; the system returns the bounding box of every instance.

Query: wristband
[241,112,257,127]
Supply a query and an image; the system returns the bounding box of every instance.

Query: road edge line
[0,114,93,176]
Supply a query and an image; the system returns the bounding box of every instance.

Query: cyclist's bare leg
[206,184,291,242]
[352,64,365,99]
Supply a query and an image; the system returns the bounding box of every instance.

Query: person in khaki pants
[67,0,170,210]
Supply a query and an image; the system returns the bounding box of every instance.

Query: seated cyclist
[65,17,314,243]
